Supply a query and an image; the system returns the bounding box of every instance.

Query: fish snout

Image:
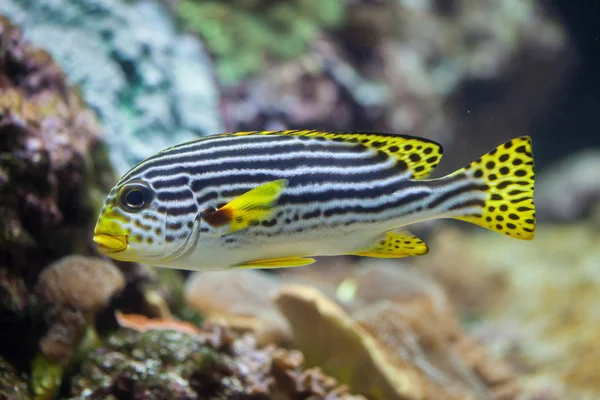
[93,233,128,253]
[93,215,129,254]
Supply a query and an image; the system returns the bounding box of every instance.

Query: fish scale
[93,130,535,270]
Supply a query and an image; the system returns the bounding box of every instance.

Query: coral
[275,281,516,400]
[272,263,523,400]
[0,354,31,400]
[184,270,292,346]
[34,255,126,363]
[27,256,125,397]
[38,307,87,364]
[276,284,415,400]
[219,0,571,177]
[175,0,347,84]
[0,15,113,279]
[36,256,125,316]
[0,13,117,373]
[68,324,366,399]
[0,0,223,175]
[461,222,600,399]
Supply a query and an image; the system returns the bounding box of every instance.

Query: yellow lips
[93,234,128,253]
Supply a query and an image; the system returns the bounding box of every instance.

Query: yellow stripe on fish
[93,130,535,270]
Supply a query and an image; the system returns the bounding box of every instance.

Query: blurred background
[0,0,598,399]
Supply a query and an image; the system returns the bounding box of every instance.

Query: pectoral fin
[201,179,288,233]
[349,229,429,258]
[234,257,316,269]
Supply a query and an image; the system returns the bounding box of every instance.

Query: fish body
[93,130,536,270]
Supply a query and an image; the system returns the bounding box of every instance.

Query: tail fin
[451,136,536,240]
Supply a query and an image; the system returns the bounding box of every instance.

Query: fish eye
[119,182,153,211]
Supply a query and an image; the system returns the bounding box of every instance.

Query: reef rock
[184,270,292,347]
[0,0,223,175]
[69,323,366,400]
[461,222,600,399]
[219,0,571,174]
[0,13,118,368]
[0,354,30,400]
[274,266,520,400]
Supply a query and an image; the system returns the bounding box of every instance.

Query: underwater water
[0,0,598,399]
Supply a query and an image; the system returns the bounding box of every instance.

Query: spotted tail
[446,136,536,240]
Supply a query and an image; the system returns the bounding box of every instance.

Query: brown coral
[38,307,87,364]
[275,284,424,400]
[34,255,125,364]
[275,268,521,400]
[36,255,125,314]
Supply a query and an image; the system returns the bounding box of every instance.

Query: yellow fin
[201,179,288,232]
[451,136,536,240]
[350,230,429,258]
[234,257,316,269]
[230,130,443,179]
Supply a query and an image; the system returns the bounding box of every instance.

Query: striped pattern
[106,131,486,245]
[95,130,535,269]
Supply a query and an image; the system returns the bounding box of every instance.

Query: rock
[69,324,366,399]
[184,270,292,347]
[0,0,223,175]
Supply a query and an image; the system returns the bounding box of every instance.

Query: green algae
[30,353,63,400]
[176,0,347,84]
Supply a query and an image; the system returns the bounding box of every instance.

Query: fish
[93,130,535,271]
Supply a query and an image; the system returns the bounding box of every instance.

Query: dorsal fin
[228,130,444,180]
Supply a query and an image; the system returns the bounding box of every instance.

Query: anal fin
[350,230,429,258]
[234,256,316,269]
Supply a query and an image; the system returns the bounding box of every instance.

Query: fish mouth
[93,233,128,253]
